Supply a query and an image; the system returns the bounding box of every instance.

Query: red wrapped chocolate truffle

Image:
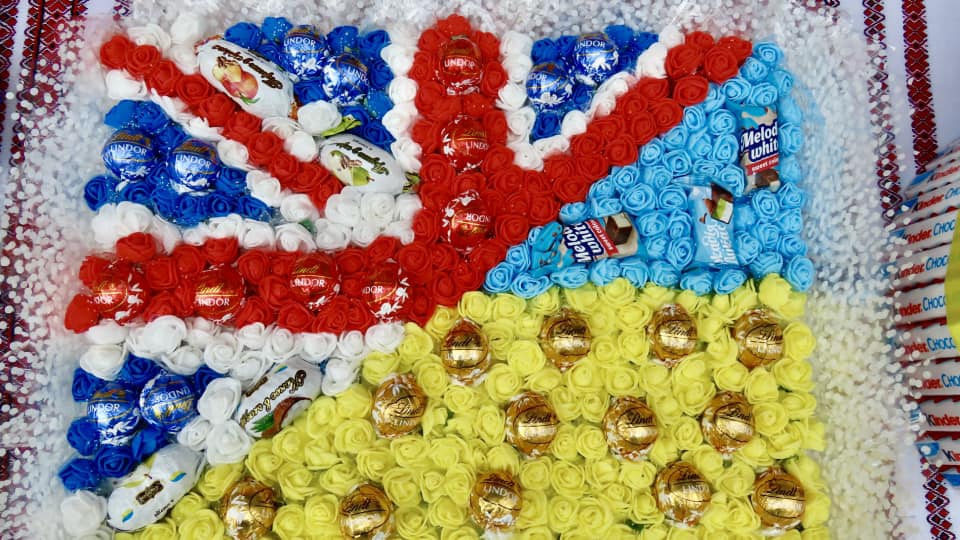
[288,253,341,310]
[441,190,494,253]
[437,35,483,94]
[90,261,150,323]
[441,115,489,172]
[361,261,410,321]
[193,266,245,322]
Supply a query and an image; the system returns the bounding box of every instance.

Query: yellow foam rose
[428,436,468,469]
[361,351,401,385]
[784,454,825,491]
[419,468,446,503]
[177,509,225,540]
[584,456,619,488]
[735,437,773,468]
[318,461,360,497]
[705,332,739,366]
[528,287,561,315]
[517,489,549,528]
[675,289,709,316]
[802,489,831,528]
[796,418,826,452]
[744,367,779,403]
[400,323,437,359]
[640,362,673,398]
[672,355,716,415]
[442,384,482,414]
[800,527,831,540]
[487,443,522,475]
[271,425,308,465]
[303,493,339,530]
[619,460,656,489]
[783,322,816,360]
[139,520,177,540]
[649,394,683,426]
[196,462,244,501]
[473,404,505,445]
[587,308,617,336]
[549,385,582,422]
[335,384,374,419]
[484,363,523,403]
[396,506,435,539]
[276,462,320,500]
[356,446,395,482]
[714,362,749,392]
[580,391,609,423]
[170,492,206,524]
[305,396,342,439]
[428,496,468,528]
[604,523,642,540]
[706,293,739,322]
[599,278,638,306]
[701,493,732,531]
[649,433,680,468]
[603,361,641,396]
[459,291,492,322]
[715,460,756,498]
[670,416,704,450]
[758,274,790,312]
[443,463,475,506]
[766,422,805,459]
[574,424,609,460]
[683,444,725,481]
[333,418,376,454]
[638,285,675,309]
[550,423,579,462]
[629,491,664,526]
[565,359,603,395]
[614,301,652,331]
[271,503,305,540]
[303,437,342,470]
[390,436,428,469]
[772,356,814,392]
[577,496,614,531]
[780,290,807,319]
[598,482,633,519]
[445,412,478,440]
[415,360,450,398]
[519,525,554,540]
[723,496,761,534]
[439,526,479,540]
[515,312,546,339]
[547,496,579,533]
[246,438,285,485]
[526,367,563,393]
[114,533,138,540]
[421,402,450,438]
[491,293,527,320]
[591,335,619,363]
[519,456,553,490]
[781,391,817,420]
[383,466,423,507]
[564,283,600,313]
[507,339,547,376]
[730,282,759,314]
[548,461,587,501]
[754,402,789,437]
[483,319,517,357]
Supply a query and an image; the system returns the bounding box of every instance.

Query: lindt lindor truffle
[320,53,370,106]
[441,114,489,172]
[528,213,640,277]
[751,467,806,535]
[731,309,784,369]
[371,373,427,438]
[192,266,245,322]
[361,261,410,321]
[90,261,149,324]
[440,318,491,385]
[653,461,712,528]
[196,39,295,119]
[235,359,323,438]
[700,391,754,454]
[571,31,619,86]
[437,35,483,94]
[166,138,220,193]
[648,304,697,367]
[139,371,198,434]
[318,134,411,194]
[732,103,780,193]
[469,471,523,531]
[338,483,395,539]
[538,309,592,371]
[101,128,157,182]
[526,61,574,109]
[504,392,559,457]
[441,190,494,253]
[280,25,328,79]
[88,382,142,446]
[106,444,204,531]
[288,252,341,310]
[220,477,278,540]
[602,396,659,460]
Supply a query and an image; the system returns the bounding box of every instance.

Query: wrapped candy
[88,382,142,446]
[440,318,491,385]
[371,373,427,438]
[166,138,220,194]
[504,392,559,457]
[731,309,784,369]
[139,371,198,434]
[752,467,806,535]
[647,304,698,367]
[603,396,659,460]
[192,266,245,322]
[469,471,523,531]
[437,34,484,94]
[571,32,619,86]
[288,253,341,310]
[441,115,489,172]
[320,53,370,106]
[526,61,575,109]
[101,128,157,182]
[653,461,712,528]
[235,359,323,438]
[700,391,754,454]
[338,484,395,539]
[361,262,410,321]
[90,261,150,324]
[280,25,329,79]
[538,309,592,371]
[220,477,279,540]
[318,134,410,194]
[197,39,296,118]
[441,190,494,253]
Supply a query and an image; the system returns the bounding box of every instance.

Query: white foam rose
[263,328,301,361]
[170,13,204,45]
[381,101,418,137]
[532,134,571,159]
[197,377,243,424]
[321,357,360,396]
[149,93,192,125]
[275,223,317,252]
[391,137,421,173]
[160,345,203,375]
[285,130,319,162]
[380,43,414,76]
[502,30,534,56]
[168,44,199,74]
[78,345,125,381]
[314,218,352,251]
[230,351,270,385]
[217,139,252,170]
[84,320,128,346]
[394,194,423,222]
[360,192,397,228]
[382,221,416,244]
[185,317,220,349]
[235,322,269,350]
[183,116,222,142]
[104,70,146,100]
[502,54,533,84]
[281,194,321,223]
[127,316,186,357]
[262,117,302,140]
[497,82,528,111]
[560,110,588,137]
[365,322,405,353]
[297,100,342,135]
[148,216,181,253]
[61,491,108,537]
[636,42,668,79]
[337,331,368,360]
[205,421,252,466]
[246,171,284,207]
[507,108,536,140]
[510,141,544,170]
[350,221,382,247]
[237,219,276,250]
[176,416,212,452]
[387,76,417,104]
[324,190,363,226]
[301,332,338,363]
[127,24,171,52]
[202,333,242,374]
[206,214,243,239]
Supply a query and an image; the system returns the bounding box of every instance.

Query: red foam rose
[436,14,472,38]
[340,275,364,297]
[397,242,434,285]
[555,177,593,204]
[116,233,156,263]
[171,244,205,275]
[418,181,455,212]
[665,44,704,79]
[237,250,271,284]
[268,153,303,186]
[233,296,273,327]
[672,75,710,106]
[505,191,531,215]
[313,297,351,334]
[270,251,298,276]
[590,116,626,143]
[335,248,367,276]
[259,275,292,310]
[648,98,683,131]
[144,257,179,290]
[223,111,263,144]
[417,30,444,53]
[576,155,611,183]
[197,94,237,128]
[78,255,111,289]
[65,295,101,333]
[431,273,462,306]
[634,78,670,101]
[247,132,285,168]
[125,45,162,80]
[452,261,483,292]
[430,243,460,272]
[462,93,493,117]
[476,32,501,61]
[718,36,753,63]
[456,171,486,193]
[277,302,314,332]
[703,45,740,83]
[467,239,508,270]
[615,91,650,118]
[496,214,530,245]
[528,193,561,227]
[480,61,508,97]
[142,293,184,322]
[366,236,400,265]
[686,31,716,51]
[175,73,215,108]
[345,299,375,331]
[202,237,239,266]
[99,35,134,70]
[409,51,437,81]
[420,154,457,187]
[571,131,605,159]
[604,137,640,167]
[627,110,658,146]
[482,111,508,146]
[289,162,328,192]
[145,59,182,96]
[405,286,437,326]
[308,177,343,210]
[412,119,442,154]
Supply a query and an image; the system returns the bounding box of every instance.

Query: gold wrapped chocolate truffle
[440,318,491,385]
[219,477,278,540]
[505,392,559,457]
[648,304,697,367]
[653,461,712,528]
[701,391,754,454]
[371,373,427,438]
[602,396,659,461]
[469,471,523,531]
[752,467,806,534]
[338,483,395,539]
[732,309,784,369]
[538,309,592,371]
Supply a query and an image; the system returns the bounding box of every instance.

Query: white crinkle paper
[0,1,916,538]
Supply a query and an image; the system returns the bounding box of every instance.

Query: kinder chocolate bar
[886,243,951,288]
[926,141,960,173]
[894,281,946,326]
[891,209,958,253]
[915,360,960,397]
[903,163,960,198]
[899,322,957,362]
[919,398,960,433]
[689,185,739,267]
[529,213,639,277]
[731,103,780,193]
[896,181,960,225]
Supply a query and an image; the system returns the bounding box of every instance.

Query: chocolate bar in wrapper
[689,185,739,267]
[106,444,203,531]
[235,358,323,438]
[732,103,780,193]
[529,213,638,276]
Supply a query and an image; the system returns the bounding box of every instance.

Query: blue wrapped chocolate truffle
[321,53,370,106]
[526,61,574,109]
[87,382,141,446]
[101,128,157,182]
[281,25,329,79]
[166,138,220,193]
[139,371,198,434]
[571,32,619,86]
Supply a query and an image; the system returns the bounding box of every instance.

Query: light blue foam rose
[780,96,803,124]
[619,256,650,287]
[588,178,617,200]
[686,129,713,160]
[777,233,807,259]
[692,161,722,185]
[505,243,532,271]
[784,255,814,292]
[708,109,736,136]
[722,77,752,103]
[748,82,779,107]
[639,140,664,167]
[750,189,780,220]
[649,260,680,287]
[753,42,783,66]
[683,105,707,131]
[621,183,657,215]
[484,262,516,293]
[769,68,794,96]
[777,182,805,209]
[703,84,725,112]
[663,124,689,151]
[590,258,622,286]
[667,211,693,239]
[713,267,747,294]
[644,235,669,259]
[749,251,784,277]
[658,185,688,211]
[717,164,746,197]
[666,237,695,271]
[680,268,713,296]
[662,149,693,176]
[740,57,770,84]
[734,231,761,265]
[551,265,590,288]
[611,164,644,191]
[779,122,804,155]
[751,220,781,251]
[559,202,589,224]
[510,273,552,298]
[638,212,669,237]
[711,134,740,164]
[733,204,757,230]
[777,208,803,234]
[591,197,623,217]
[778,155,803,183]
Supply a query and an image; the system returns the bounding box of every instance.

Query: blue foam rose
[778,155,803,184]
[327,25,359,54]
[216,167,247,196]
[686,130,713,160]
[663,125,688,151]
[559,202,589,224]
[294,79,327,104]
[662,150,692,176]
[134,101,170,135]
[604,25,634,48]
[734,232,761,266]
[366,91,394,119]
[666,237,695,271]
[589,258,621,286]
[192,365,223,394]
[358,30,391,58]
[777,233,808,259]
[510,273,551,298]
[785,255,814,292]
[707,109,736,136]
[770,69,793,95]
[714,268,747,294]
[506,243,532,271]
[740,57,769,84]
[777,208,804,235]
[571,83,593,110]
[748,82,778,107]
[611,164,644,191]
[225,22,263,50]
[237,196,272,221]
[154,123,187,154]
[72,368,106,402]
[359,122,395,150]
[116,354,160,389]
[710,134,739,164]
[256,41,283,64]
[484,263,516,293]
[657,185,687,211]
[621,183,657,215]
[733,204,757,230]
[753,42,783,66]
[551,265,590,289]
[780,122,804,155]
[642,165,672,190]
[591,197,622,217]
[619,256,650,287]
[58,458,101,492]
[637,212,668,237]
[83,175,119,211]
[367,58,393,91]
[722,77,752,103]
[752,220,781,251]
[94,444,137,479]
[716,164,746,197]
[703,84,725,112]
[532,38,560,63]
[780,96,803,124]
[67,418,101,457]
[119,181,153,205]
[692,161,722,183]
[131,425,170,462]
[649,260,680,287]
[532,111,563,139]
[680,268,713,296]
[666,211,693,239]
[777,182,806,209]
[749,251,784,277]
[750,189,780,220]
[588,178,617,200]
[682,105,707,132]
[104,100,138,129]
[261,17,293,43]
